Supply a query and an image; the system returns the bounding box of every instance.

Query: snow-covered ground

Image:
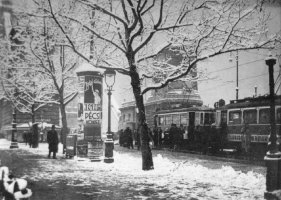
[0,139,266,200]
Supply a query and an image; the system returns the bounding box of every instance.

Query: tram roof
[156,106,214,115]
[217,95,281,110]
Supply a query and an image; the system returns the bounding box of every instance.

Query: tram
[156,106,215,130]
[153,95,281,157]
[155,106,216,151]
[215,95,281,156]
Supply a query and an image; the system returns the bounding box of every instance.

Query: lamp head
[104,68,116,88]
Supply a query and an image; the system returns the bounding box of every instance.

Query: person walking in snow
[47,125,59,159]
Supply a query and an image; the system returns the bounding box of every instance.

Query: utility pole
[236,50,239,100]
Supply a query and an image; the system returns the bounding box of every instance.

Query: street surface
[0,139,266,200]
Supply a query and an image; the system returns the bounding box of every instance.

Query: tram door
[189,112,195,126]
[188,112,195,141]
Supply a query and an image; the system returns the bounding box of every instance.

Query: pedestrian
[136,128,141,150]
[148,127,153,147]
[241,123,251,155]
[124,127,134,149]
[158,127,163,146]
[47,125,59,159]
[152,125,158,148]
[31,123,39,148]
[163,128,169,146]
[22,131,28,146]
[169,124,178,150]
[27,131,32,148]
[119,129,124,146]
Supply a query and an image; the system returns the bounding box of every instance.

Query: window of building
[128,113,131,121]
[243,109,257,124]
[123,114,125,121]
[229,110,241,125]
[259,108,270,124]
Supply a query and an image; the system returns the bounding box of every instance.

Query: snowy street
[0,139,266,200]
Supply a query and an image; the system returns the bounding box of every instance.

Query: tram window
[229,110,241,124]
[276,108,281,124]
[180,114,188,125]
[172,115,180,125]
[221,111,227,123]
[259,108,270,124]
[159,116,165,125]
[166,115,172,126]
[243,109,257,124]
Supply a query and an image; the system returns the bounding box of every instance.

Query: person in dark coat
[163,128,169,146]
[136,128,141,150]
[22,131,28,146]
[158,127,163,146]
[169,124,178,150]
[47,125,59,159]
[27,131,33,148]
[31,123,39,148]
[124,127,134,149]
[152,126,159,148]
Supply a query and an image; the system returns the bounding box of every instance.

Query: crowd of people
[118,124,187,151]
[118,123,224,154]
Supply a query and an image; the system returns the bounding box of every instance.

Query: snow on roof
[75,62,105,74]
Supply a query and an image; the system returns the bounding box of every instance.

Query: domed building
[119,46,203,130]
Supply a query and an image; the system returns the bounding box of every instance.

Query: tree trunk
[31,104,35,123]
[60,102,68,154]
[129,60,154,170]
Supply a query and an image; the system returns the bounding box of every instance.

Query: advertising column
[76,66,103,161]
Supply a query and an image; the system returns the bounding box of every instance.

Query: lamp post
[229,50,239,100]
[10,87,19,149]
[104,68,116,163]
[235,50,239,100]
[264,54,281,199]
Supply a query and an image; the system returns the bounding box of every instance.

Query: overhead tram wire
[207,58,265,74]
[200,71,280,92]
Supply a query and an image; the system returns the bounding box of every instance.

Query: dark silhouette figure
[47,125,59,159]
[124,127,134,149]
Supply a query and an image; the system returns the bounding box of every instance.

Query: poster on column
[84,75,102,141]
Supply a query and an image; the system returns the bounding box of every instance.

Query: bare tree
[23,0,280,170]
[0,3,80,150]
[0,25,56,124]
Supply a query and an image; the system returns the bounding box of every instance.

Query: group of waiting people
[22,123,40,148]
[118,123,224,154]
[118,124,187,151]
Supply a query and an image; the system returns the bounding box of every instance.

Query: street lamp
[264,53,281,199]
[104,68,116,163]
